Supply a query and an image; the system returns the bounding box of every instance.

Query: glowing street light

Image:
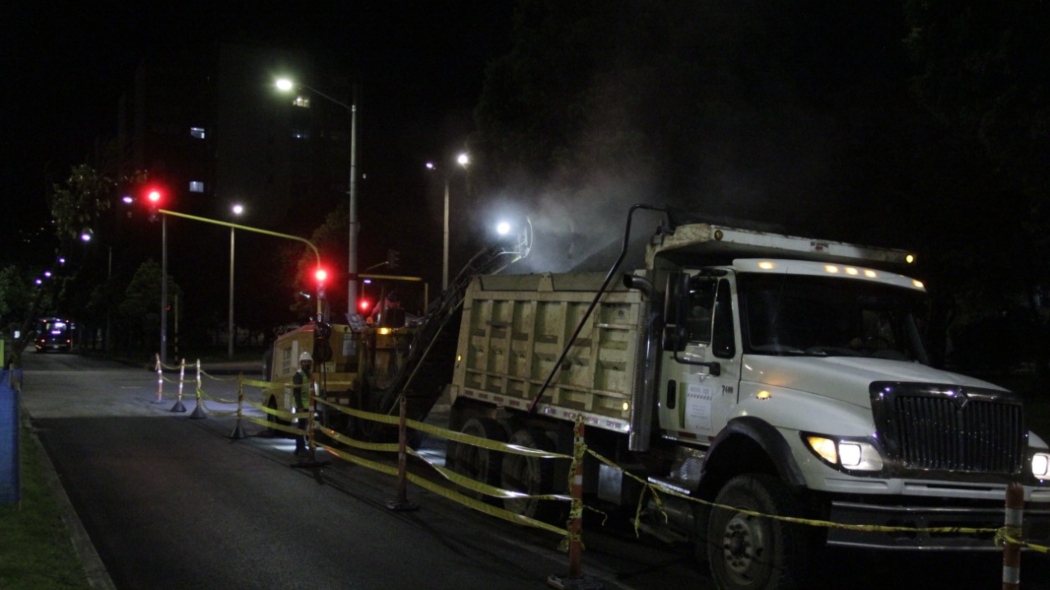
[426,152,469,291]
[228,203,243,359]
[276,76,359,317]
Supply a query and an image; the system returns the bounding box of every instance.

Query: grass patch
[0,424,91,590]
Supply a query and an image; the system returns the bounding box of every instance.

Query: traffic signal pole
[156,209,323,318]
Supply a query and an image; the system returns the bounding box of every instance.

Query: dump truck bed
[450,272,645,432]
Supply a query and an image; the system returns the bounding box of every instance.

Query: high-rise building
[119,41,354,334]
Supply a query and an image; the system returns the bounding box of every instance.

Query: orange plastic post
[1003,481,1024,590]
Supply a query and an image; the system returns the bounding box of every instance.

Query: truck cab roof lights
[732,259,924,291]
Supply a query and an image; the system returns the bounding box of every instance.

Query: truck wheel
[706,474,809,590]
[501,428,558,521]
[452,417,507,502]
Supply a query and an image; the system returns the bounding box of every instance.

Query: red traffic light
[145,187,163,207]
[314,268,328,283]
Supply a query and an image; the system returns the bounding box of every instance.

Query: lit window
[293,96,310,108]
[189,181,204,193]
[190,127,206,139]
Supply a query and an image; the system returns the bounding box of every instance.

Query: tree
[291,205,349,321]
[47,164,117,243]
[906,0,1050,389]
[117,260,183,355]
[0,266,32,335]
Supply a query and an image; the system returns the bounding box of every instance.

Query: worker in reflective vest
[293,351,313,457]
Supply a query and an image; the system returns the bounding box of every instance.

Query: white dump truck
[444,209,1050,589]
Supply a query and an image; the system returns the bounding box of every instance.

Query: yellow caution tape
[315,442,569,536]
[587,448,1006,538]
[245,416,303,437]
[404,470,569,537]
[409,419,572,460]
[241,377,286,390]
[314,397,572,460]
[246,398,309,422]
[315,397,400,426]
[199,370,236,381]
[997,529,1050,554]
[317,426,399,453]
[405,447,572,503]
[197,388,238,406]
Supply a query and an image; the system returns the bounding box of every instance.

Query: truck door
[659,274,741,442]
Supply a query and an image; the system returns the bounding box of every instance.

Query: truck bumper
[826,500,1050,550]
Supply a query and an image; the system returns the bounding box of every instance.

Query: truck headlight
[803,433,884,472]
[1033,452,1050,479]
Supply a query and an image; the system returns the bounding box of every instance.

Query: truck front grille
[871,382,1026,475]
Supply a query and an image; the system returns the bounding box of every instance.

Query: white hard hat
[299,351,313,362]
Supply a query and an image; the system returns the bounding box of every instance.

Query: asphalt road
[18,351,1050,590]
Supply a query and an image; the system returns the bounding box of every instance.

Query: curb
[23,413,117,590]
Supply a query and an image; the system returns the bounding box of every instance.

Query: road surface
[18,351,1046,589]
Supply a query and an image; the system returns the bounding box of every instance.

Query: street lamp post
[426,153,469,291]
[80,231,112,352]
[276,78,359,317]
[161,215,168,363]
[228,203,243,359]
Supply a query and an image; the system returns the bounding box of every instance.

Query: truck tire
[452,417,507,502]
[706,474,810,590]
[501,428,558,521]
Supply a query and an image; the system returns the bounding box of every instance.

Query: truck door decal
[684,384,714,432]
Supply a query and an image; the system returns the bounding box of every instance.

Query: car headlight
[1033,452,1050,479]
[803,433,884,472]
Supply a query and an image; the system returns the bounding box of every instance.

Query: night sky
[1,2,516,268]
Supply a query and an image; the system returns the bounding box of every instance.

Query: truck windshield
[737,273,929,361]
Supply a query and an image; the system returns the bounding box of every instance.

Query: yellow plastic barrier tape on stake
[319,443,401,476]
[408,419,573,460]
[404,447,573,502]
[245,416,304,437]
[403,471,570,537]
[198,369,235,381]
[240,378,286,392]
[314,396,573,459]
[247,399,308,423]
[315,397,400,426]
[996,529,1050,555]
[586,448,1000,538]
[319,440,568,536]
[317,426,400,453]
[197,387,238,405]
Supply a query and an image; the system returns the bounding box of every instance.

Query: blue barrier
[0,369,20,504]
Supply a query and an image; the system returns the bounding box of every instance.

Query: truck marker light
[864,269,878,278]
[807,436,838,464]
[912,279,924,289]
[622,402,630,411]
[1033,453,1050,478]
[824,265,839,274]
[845,267,859,276]
[758,261,775,270]
[378,328,392,335]
[906,253,915,264]
[756,390,771,400]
